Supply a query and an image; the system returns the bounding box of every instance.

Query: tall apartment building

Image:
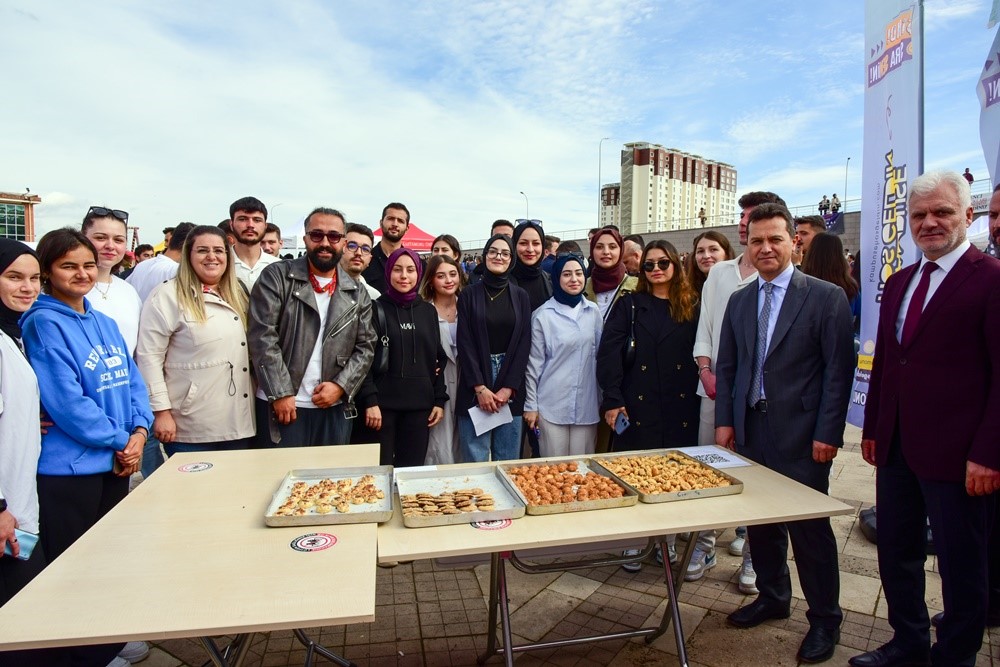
[607,142,737,235]
[0,192,41,241]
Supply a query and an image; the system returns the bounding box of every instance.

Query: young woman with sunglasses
[420,255,463,465]
[81,206,143,354]
[20,229,152,666]
[523,254,602,456]
[136,226,254,456]
[367,249,448,466]
[456,234,532,462]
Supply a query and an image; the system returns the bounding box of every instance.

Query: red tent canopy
[374,223,436,252]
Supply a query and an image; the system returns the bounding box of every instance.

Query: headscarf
[588,227,626,294]
[511,221,545,281]
[384,247,424,307]
[481,234,514,291]
[0,239,38,342]
[550,253,585,307]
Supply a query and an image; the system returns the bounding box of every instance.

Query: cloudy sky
[3,0,996,246]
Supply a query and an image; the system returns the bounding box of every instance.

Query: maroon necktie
[900,261,938,347]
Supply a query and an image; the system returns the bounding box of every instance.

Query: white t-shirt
[127,254,179,302]
[0,332,41,533]
[87,276,143,355]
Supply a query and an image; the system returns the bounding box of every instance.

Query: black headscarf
[510,221,552,310]
[481,234,514,290]
[0,239,38,342]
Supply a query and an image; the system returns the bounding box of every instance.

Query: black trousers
[378,408,430,467]
[990,500,1000,613]
[36,472,128,666]
[255,399,352,448]
[744,409,842,629]
[876,434,995,666]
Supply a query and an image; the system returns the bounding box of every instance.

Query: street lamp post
[519,191,529,219]
[844,158,850,214]
[271,202,284,225]
[598,137,611,224]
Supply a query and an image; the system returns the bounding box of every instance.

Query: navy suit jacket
[715,268,855,481]
[863,245,1000,482]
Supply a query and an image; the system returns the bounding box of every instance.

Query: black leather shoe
[930,611,943,629]
[726,599,791,628]
[848,642,931,667]
[797,626,840,663]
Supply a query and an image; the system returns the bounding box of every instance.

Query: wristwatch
[0,498,7,513]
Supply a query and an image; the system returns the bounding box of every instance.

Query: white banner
[847,1,923,427]
[979,26,1000,185]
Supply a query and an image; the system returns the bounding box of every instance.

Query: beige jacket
[136,280,255,443]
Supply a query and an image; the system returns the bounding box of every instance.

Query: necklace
[94,279,112,300]
[433,298,457,322]
[486,286,507,302]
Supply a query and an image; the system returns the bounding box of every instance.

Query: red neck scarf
[309,270,337,295]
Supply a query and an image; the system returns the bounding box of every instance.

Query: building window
[0,204,26,240]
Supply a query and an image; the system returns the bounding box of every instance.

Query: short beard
[382,227,405,243]
[308,247,342,272]
[237,231,263,246]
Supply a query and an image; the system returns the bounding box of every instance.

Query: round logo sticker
[290,533,338,553]
[472,519,512,531]
[177,462,213,473]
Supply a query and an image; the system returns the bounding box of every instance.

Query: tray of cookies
[497,459,638,515]
[394,466,526,528]
[590,449,743,503]
[264,466,394,526]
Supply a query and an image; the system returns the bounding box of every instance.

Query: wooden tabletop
[377,451,853,562]
[0,445,380,650]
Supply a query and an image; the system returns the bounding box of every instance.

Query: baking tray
[497,458,638,515]
[590,449,743,503]
[264,466,394,527]
[394,466,526,528]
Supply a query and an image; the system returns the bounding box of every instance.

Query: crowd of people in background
[0,171,998,666]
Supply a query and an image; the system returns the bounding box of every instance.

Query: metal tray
[497,458,638,515]
[590,449,744,503]
[394,466,526,528]
[264,466,394,527]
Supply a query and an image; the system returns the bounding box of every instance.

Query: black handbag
[622,296,637,372]
[371,300,389,376]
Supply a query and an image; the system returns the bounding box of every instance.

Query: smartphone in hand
[614,412,630,435]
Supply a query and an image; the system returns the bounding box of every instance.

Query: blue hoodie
[20,294,153,476]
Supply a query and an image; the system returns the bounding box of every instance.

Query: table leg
[293,628,356,667]
[496,554,515,667]
[652,536,691,667]
[477,552,501,665]
[200,633,252,667]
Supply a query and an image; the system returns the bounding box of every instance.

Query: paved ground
[144,426,999,666]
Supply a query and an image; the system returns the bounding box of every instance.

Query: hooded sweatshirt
[20,294,153,476]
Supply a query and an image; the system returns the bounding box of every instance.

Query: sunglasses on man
[87,206,129,223]
[306,230,346,244]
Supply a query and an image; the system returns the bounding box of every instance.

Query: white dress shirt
[755,263,795,400]
[126,254,179,302]
[894,240,971,342]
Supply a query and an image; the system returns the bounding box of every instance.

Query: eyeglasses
[486,249,512,259]
[306,230,345,244]
[642,259,672,272]
[87,206,129,223]
[345,241,372,255]
[515,219,543,226]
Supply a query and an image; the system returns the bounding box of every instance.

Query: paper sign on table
[681,446,752,469]
[467,404,513,437]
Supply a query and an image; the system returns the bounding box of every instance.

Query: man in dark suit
[715,203,855,664]
[851,171,1000,667]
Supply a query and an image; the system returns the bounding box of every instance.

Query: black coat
[368,298,448,411]
[596,292,700,450]
[456,282,532,416]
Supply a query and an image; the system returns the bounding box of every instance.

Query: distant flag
[979,24,1000,184]
[824,212,845,235]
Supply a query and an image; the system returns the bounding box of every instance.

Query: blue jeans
[141,435,164,480]
[458,353,523,462]
[163,438,253,457]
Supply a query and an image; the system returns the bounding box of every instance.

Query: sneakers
[738,549,758,594]
[118,641,149,663]
[106,657,130,667]
[621,548,642,573]
[654,543,678,566]
[684,547,717,581]
[728,534,746,556]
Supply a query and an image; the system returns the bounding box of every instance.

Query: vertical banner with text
[979,25,1000,185]
[847,1,923,427]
